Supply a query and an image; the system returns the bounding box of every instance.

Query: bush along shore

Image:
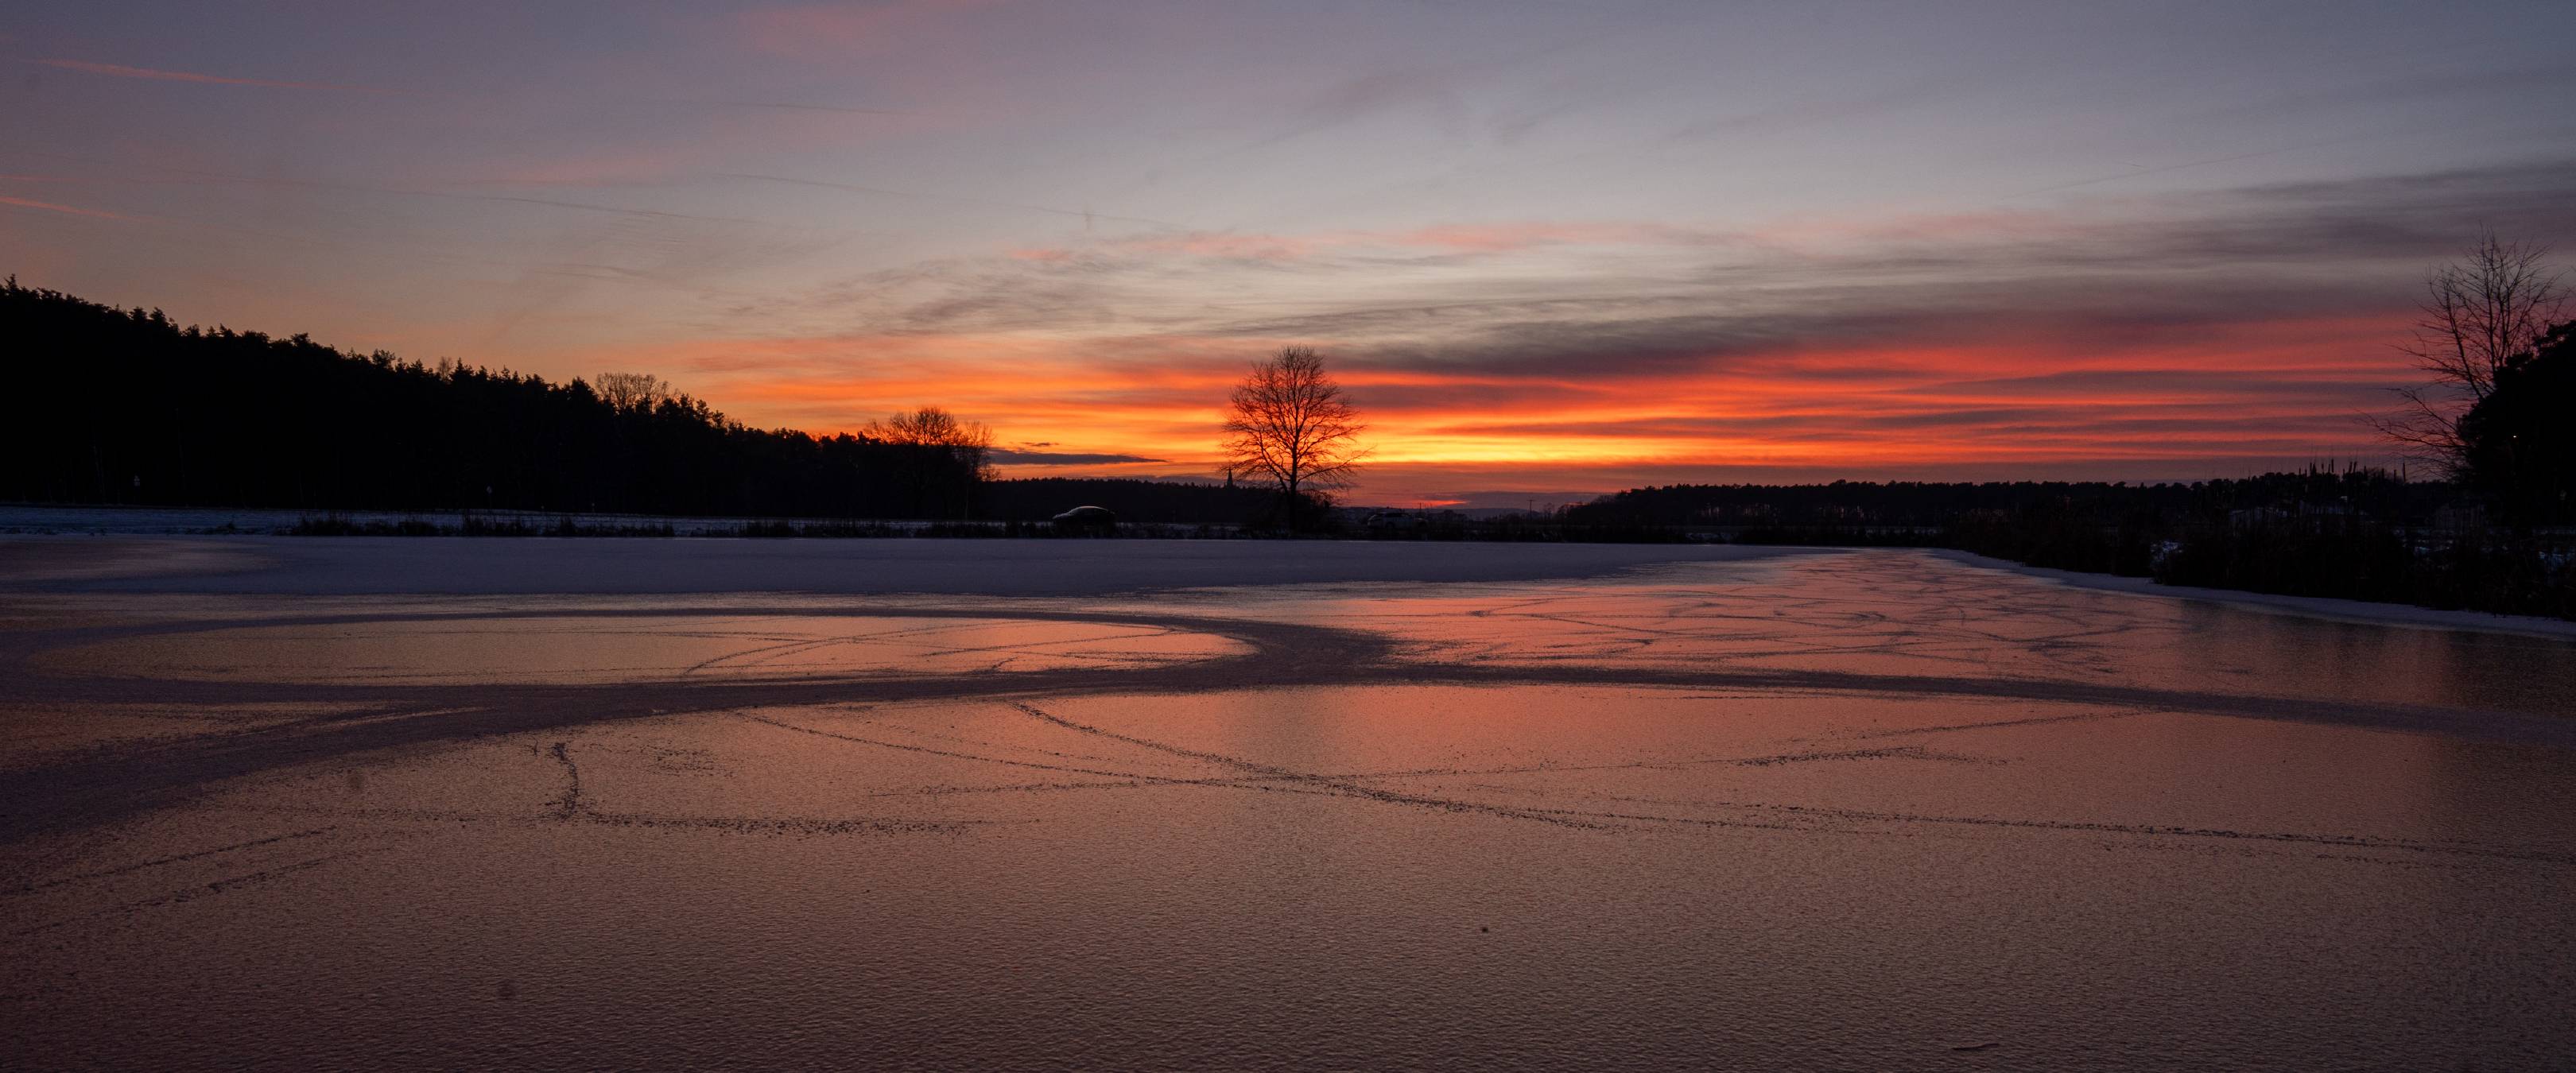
[1567,468,2574,622]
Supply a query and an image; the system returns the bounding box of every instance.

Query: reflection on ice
[53,614,1245,685]
[1214,552,2575,718]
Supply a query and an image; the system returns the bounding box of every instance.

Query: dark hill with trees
[2,277,929,516]
[0,277,1259,523]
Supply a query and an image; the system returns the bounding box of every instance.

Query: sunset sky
[7,2,2575,506]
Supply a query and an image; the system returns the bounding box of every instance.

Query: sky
[6,2,2576,506]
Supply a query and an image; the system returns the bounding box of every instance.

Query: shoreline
[10,527,2570,641]
[0,534,1816,598]
[1931,548,2576,641]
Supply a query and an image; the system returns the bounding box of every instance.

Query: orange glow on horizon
[555,309,2416,501]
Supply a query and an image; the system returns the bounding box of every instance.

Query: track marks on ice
[4,825,339,897]
[1007,702,1612,828]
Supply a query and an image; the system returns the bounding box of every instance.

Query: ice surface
[1,533,1811,596]
[5,540,2574,1071]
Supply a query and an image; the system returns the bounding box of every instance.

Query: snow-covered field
[6,539,2574,1070]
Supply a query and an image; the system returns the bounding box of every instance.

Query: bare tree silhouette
[866,406,998,517]
[866,406,993,453]
[594,371,677,413]
[1222,347,1365,530]
[2372,232,2569,474]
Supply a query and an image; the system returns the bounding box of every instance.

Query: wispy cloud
[0,193,138,220]
[31,56,910,121]
[879,159,2576,382]
[2010,135,2378,197]
[29,57,402,95]
[678,99,916,117]
[720,172,1191,230]
[17,149,776,226]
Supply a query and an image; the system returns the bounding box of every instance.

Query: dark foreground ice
[4,538,2574,1071]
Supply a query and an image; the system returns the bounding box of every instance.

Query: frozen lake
[6,537,2575,1070]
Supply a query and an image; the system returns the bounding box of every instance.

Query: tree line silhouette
[1560,463,2567,618]
[1560,471,2450,533]
[0,278,1267,521]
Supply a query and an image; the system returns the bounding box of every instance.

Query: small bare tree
[866,405,993,455]
[865,406,997,517]
[1223,347,1365,529]
[2374,232,2569,473]
[595,371,677,413]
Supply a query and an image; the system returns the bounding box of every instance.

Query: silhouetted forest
[0,278,1254,521]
